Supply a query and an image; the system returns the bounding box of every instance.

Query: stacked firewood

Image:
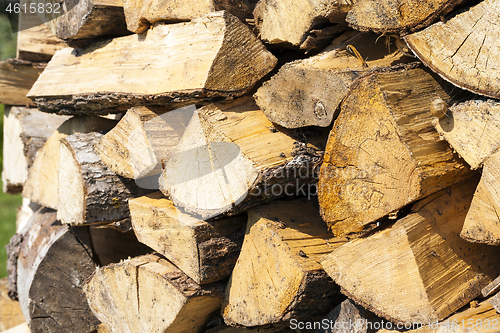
[2,0,500,332]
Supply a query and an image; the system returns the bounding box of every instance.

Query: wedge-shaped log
[160,97,327,220]
[346,0,463,34]
[39,0,128,42]
[58,132,150,228]
[461,151,500,245]
[2,107,68,194]
[0,60,43,107]
[433,99,500,170]
[318,66,472,236]
[84,253,224,333]
[222,198,346,327]
[405,0,500,99]
[16,208,99,333]
[124,0,257,33]
[321,177,500,324]
[22,116,116,210]
[28,11,277,114]
[253,0,352,47]
[254,32,413,128]
[95,105,194,180]
[129,192,245,284]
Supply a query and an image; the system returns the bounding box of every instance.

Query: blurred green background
[0,13,21,278]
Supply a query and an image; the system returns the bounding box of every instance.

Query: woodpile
[3,0,500,332]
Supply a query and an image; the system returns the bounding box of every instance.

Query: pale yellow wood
[2,323,30,333]
[253,0,352,46]
[84,253,224,333]
[222,198,347,327]
[0,278,25,332]
[0,60,43,107]
[254,31,414,128]
[129,192,245,284]
[161,96,327,219]
[321,177,500,324]
[405,0,500,99]
[433,99,500,170]
[28,11,277,114]
[22,116,116,209]
[318,66,472,236]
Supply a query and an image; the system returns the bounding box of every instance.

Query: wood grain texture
[253,0,352,46]
[123,0,258,33]
[2,107,69,194]
[84,253,224,333]
[22,116,116,210]
[222,198,346,327]
[346,0,463,34]
[318,66,472,236]
[433,99,500,170]
[129,192,245,284]
[321,177,500,324]
[16,208,99,333]
[405,0,500,99]
[0,60,44,107]
[160,96,327,220]
[28,11,277,114]
[254,32,414,128]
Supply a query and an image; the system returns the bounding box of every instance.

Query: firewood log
[317,299,382,333]
[405,0,500,99]
[222,198,347,327]
[2,106,69,194]
[254,31,413,129]
[22,116,116,210]
[160,96,327,220]
[433,99,500,170]
[318,66,472,236]
[123,0,258,33]
[461,151,500,245]
[27,11,277,115]
[204,324,291,332]
[253,0,352,47]
[321,177,500,324]
[58,132,150,229]
[483,274,500,298]
[95,105,194,180]
[16,1,66,62]
[15,199,40,233]
[0,278,25,331]
[0,59,44,107]
[15,208,100,333]
[2,323,30,333]
[84,253,224,333]
[129,192,245,284]
[39,0,128,43]
[346,0,463,34]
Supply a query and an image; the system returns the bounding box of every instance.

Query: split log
[318,66,472,236]
[316,299,382,333]
[2,106,69,194]
[28,11,277,115]
[222,198,347,327]
[0,278,25,331]
[253,0,352,47]
[321,177,500,324]
[15,199,40,233]
[2,323,30,333]
[160,96,327,220]
[16,1,66,62]
[129,192,245,284]
[405,0,500,99]
[461,151,500,245]
[490,293,500,315]
[84,253,225,333]
[123,0,258,33]
[345,0,463,34]
[433,99,500,170]
[16,208,100,333]
[483,275,500,298]
[0,59,44,107]
[39,0,128,42]
[204,325,290,332]
[254,32,414,129]
[95,105,194,180]
[22,115,116,210]
[58,132,150,228]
